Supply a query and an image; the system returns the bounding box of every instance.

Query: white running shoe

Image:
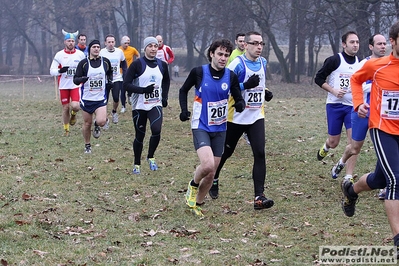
[92,123,101,139]
[120,107,126,113]
[112,112,119,124]
[103,118,110,130]
[242,133,250,145]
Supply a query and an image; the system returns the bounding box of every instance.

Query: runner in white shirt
[100,34,127,125]
[123,36,170,174]
[73,40,113,154]
[50,29,85,136]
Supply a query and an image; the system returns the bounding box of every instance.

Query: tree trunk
[288,0,297,82]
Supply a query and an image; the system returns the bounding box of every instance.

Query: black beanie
[88,39,101,51]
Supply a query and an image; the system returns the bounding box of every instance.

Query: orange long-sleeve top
[351,53,399,135]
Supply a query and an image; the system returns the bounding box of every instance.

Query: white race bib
[244,86,263,109]
[381,90,399,120]
[207,99,227,126]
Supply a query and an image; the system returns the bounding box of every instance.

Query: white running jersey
[50,49,85,90]
[326,53,360,106]
[358,57,371,103]
[227,55,266,124]
[99,48,125,82]
[81,58,107,102]
[131,63,163,111]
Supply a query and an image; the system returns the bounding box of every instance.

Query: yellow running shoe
[69,112,77,126]
[191,205,204,217]
[185,182,198,208]
[317,145,329,161]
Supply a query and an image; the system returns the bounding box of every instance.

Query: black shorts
[80,99,107,114]
[192,129,226,157]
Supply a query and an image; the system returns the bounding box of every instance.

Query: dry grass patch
[0,79,392,265]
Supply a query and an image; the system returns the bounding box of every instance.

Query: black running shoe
[209,180,219,199]
[254,194,274,210]
[341,179,358,217]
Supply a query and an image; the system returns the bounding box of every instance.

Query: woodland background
[2,0,399,83]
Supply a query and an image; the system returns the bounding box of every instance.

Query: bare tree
[1,0,399,77]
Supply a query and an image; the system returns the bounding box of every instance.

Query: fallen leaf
[167,257,178,263]
[15,220,30,226]
[209,250,220,254]
[143,229,157,237]
[141,241,153,247]
[98,252,107,257]
[128,213,140,222]
[152,214,161,219]
[33,250,48,257]
[22,193,31,200]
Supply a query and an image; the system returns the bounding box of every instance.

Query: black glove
[106,83,113,91]
[243,74,260,89]
[264,89,273,102]
[162,99,168,107]
[233,99,245,113]
[59,66,69,73]
[142,84,155,94]
[80,76,89,83]
[179,111,191,121]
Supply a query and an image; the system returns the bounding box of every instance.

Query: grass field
[0,76,394,265]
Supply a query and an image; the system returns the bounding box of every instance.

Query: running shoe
[147,158,158,171]
[254,194,274,210]
[69,112,77,126]
[92,123,101,139]
[84,144,92,154]
[191,205,204,217]
[112,112,119,124]
[64,129,69,137]
[331,161,345,179]
[132,165,141,174]
[103,119,109,130]
[317,145,328,161]
[341,179,358,217]
[209,180,219,199]
[185,182,198,208]
[378,188,386,200]
[242,132,250,145]
[120,107,126,113]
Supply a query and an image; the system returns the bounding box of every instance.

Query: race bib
[89,74,103,92]
[244,86,263,109]
[65,67,76,78]
[112,64,118,77]
[207,99,227,126]
[143,85,161,105]
[339,73,352,92]
[381,90,399,120]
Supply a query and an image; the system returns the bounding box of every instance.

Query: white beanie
[121,36,130,44]
[143,36,158,49]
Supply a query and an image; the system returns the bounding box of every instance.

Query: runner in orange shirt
[341,21,399,257]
